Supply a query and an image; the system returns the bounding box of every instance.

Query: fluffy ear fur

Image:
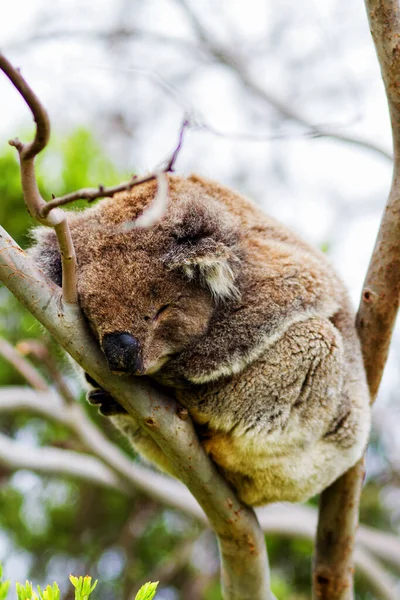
[28,227,62,287]
[164,197,241,301]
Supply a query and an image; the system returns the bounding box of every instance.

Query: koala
[30,174,371,506]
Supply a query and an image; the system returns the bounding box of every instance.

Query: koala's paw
[85,373,128,417]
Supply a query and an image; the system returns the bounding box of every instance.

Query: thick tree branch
[0,227,272,599]
[313,2,400,598]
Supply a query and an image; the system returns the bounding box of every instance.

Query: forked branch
[312,1,400,598]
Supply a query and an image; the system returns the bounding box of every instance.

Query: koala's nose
[102,332,143,374]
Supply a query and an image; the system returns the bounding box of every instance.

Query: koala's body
[31,175,371,506]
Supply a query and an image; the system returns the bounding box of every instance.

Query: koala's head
[30,176,241,376]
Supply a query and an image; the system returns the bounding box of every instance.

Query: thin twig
[312,1,400,598]
[174,0,392,161]
[0,52,78,304]
[17,339,76,404]
[0,53,50,160]
[40,118,189,217]
[4,27,203,57]
[41,172,156,215]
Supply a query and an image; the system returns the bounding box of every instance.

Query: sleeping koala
[30,175,371,506]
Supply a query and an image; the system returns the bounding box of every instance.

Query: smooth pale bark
[313,1,400,598]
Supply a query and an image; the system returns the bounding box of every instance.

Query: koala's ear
[28,227,62,287]
[164,199,241,301]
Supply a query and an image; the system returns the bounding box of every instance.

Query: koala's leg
[184,316,370,505]
[84,373,178,477]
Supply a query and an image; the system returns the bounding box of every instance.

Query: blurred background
[0,0,399,598]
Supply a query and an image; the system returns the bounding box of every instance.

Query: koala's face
[79,254,215,375]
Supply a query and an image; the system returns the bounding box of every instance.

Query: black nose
[102,332,142,374]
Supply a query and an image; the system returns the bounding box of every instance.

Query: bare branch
[4,27,204,57]
[54,219,77,303]
[353,548,400,600]
[0,337,49,391]
[17,339,76,404]
[313,1,400,598]
[128,172,169,229]
[174,0,392,161]
[40,118,189,217]
[257,503,400,573]
[164,117,189,171]
[0,53,50,160]
[0,52,78,304]
[40,172,158,215]
[0,431,127,492]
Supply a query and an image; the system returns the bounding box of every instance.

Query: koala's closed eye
[155,304,171,319]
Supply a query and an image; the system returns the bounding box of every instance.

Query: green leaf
[16,581,36,600]
[36,583,60,600]
[134,582,159,600]
[69,575,97,600]
[0,564,10,600]
[0,580,10,600]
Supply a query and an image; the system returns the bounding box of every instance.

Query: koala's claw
[98,400,128,417]
[87,388,110,405]
[86,379,128,416]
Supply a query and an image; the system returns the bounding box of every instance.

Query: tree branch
[312,1,400,598]
[353,548,400,600]
[3,385,400,586]
[17,338,77,404]
[4,27,204,57]
[0,52,78,303]
[0,431,127,492]
[39,118,188,217]
[0,337,49,391]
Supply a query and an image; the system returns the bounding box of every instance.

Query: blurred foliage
[0,129,398,599]
[0,565,157,600]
